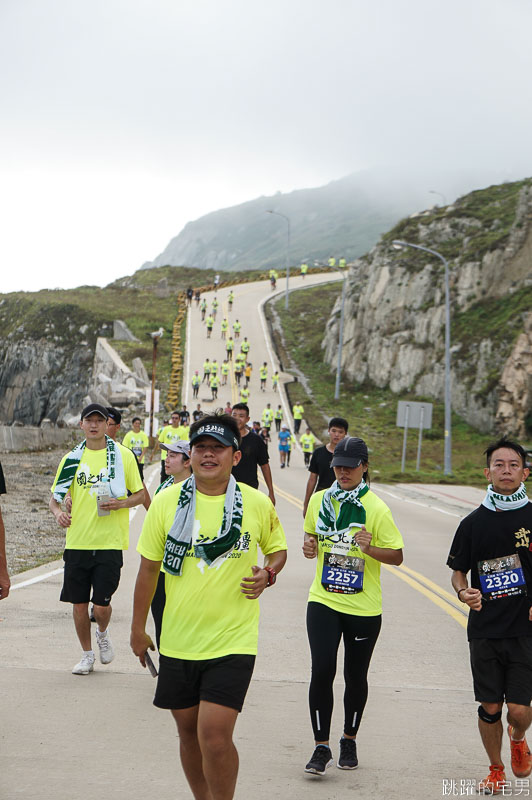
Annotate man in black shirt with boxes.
[231,403,275,506]
[302,417,348,517]
[447,437,532,793]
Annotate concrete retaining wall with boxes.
[0,425,76,453]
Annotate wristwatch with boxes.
[264,567,276,587]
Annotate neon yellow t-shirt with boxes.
[293,404,304,419]
[137,482,287,659]
[241,341,250,353]
[159,425,186,461]
[122,430,149,464]
[300,433,316,453]
[240,387,250,401]
[233,322,241,332]
[51,444,143,550]
[304,489,404,616]
[221,363,230,375]
[262,408,273,424]
[259,367,268,380]
[210,361,219,375]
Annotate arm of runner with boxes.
[49,495,72,528]
[130,555,160,666]
[354,525,403,565]
[260,462,276,506]
[100,489,145,511]
[451,569,482,611]
[65,492,72,513]
[240,549,287,599]
[302,473,318,517]
[302,532,318,559]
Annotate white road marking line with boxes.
[11,567,64,590]
[375,486,462,518]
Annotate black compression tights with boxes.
[306,601,381,741]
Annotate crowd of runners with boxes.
[2,278,531,800]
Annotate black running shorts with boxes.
[60,549,123,606]
[154,653,256,712]
[469,637,532,706]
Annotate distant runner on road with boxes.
[300,427,316,467]
[293,402,304,434]
[302,436,403,776]
[447,437,532,794]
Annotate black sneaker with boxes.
[337,737,358,769]
[304,745,333,775]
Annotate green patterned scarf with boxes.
[315,479,369,535]
[163,475,243,576]
[155,476,174,495]
[52,435,125,502]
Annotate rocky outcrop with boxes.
[322,180,532,436]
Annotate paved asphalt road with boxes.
[1,274,498,799]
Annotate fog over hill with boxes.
[144,165,523,271]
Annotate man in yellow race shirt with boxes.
[272,370,280,391]
[233,319,241,339]
[293,402,305,434]
[300,427,316,467]
[192,371,201,398]
[202,358,211,384]
[274,404,283,432]
[221,359,230,386]
[240,337,250,357]
[131,415,287,800]
[159,411,187,483]
[49,403,144,675]
[261,403,274,433]
[221,318,229,339]
[228,290,234,310]
[205,314,214,338]
[210,372,219,400]
[122,417,149,478]
[210,359,219,377]
[259,362,268,392]
[301,262,308,277]
[226,336,235,360]
[240,385,250,403]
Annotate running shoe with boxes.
[72,652,95,675]
[508,725,532,777]
[337,737,358,769]
[95,628,115,664]
[478,765,507,794]
[304,745,333,775]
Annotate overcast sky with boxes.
[1,0,532,292]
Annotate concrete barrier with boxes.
[0,425,76,453]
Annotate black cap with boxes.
[80,403,109,420]
[331,437,368,468]
[190,421,240,449]
[106,407,122,424]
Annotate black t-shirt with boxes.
[308,445,335,490]
[192,410,203,422]
[180,411,190,425]
[447,503,532,640]
[232,431,269,489]
[0,462,5,494]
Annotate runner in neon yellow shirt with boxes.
[274,404,283,432]
[202,359,211,383]
[131,415,287,800]
[293,402,305,434]
[192,371,201,398]
[233,319,241,339]
[221,318,229,339]
[240,386,250,402]
[226,337,234,360]
[261,403,274,432]
[159,411,187,483]
[122,417,149,469]
[259,362,268,392]
[210,373,219,400]
[272,371,279,391]
[221,360,230,386]
[210,359,219,376]
[301,262,308,277]
[300,427,316,467]
[302,436,403,775]
[205,315,214,338]
[50,403,144,676]
[228,290,234,310]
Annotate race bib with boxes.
[478,553,526,600]
[132,447,142,457]
[321,552,365,594]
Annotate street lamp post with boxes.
[392,239,452,475]
[314,260,348,400]
[429,190,447,207]
[266,210,290,310]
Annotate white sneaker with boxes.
[72,652,95,675]
[95,628,115,664]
